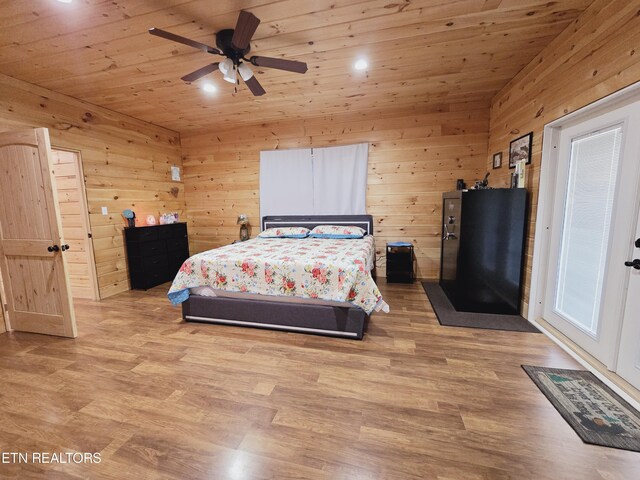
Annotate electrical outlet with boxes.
[101,206,108,215]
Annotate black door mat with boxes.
[422,282,539,333]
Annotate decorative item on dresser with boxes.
[122,209,136,228]
[124,223,189,290]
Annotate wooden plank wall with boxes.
[0,73,185,298]
[181,102,489,279]
[485,0,640,317]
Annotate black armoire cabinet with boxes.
[440,189,527,315]
[124,223,189,290]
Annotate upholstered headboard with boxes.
[261,215,374,235]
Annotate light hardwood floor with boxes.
[0,281,638,479]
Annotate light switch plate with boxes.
[101,206,108,215]
[171,165,181,181]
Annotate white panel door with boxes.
[616,212,640,389]
[543,99,640,366]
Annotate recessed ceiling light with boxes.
[202,83,217,93]
[354,59,368,71]
[57,0,73,3]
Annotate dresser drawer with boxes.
[130,267,168,290]
[158,223,187,239]
[142,254,168,273]
[127,239,166,257]
[166,236,188,252]
[167,256,186,279]
[146,269,169,289]
[125,227,158,242]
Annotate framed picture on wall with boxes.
[509,132,533,168]
[492,152,502,169]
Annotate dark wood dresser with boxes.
[124,223,189,290]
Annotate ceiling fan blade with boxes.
[149,28,221,55]
[243,75,266,96]
[231,10,260,50]
[181,63,220,83]
[250,56,308,74]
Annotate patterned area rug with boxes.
[523,366,640,452]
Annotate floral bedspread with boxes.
[167,236,389,314]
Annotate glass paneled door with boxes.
[544,98,640,369]
[553,126,622,335]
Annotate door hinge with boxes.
[88,233,92,238]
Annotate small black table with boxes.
[386,242,414,283]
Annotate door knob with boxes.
[47,245,60,252]
[636,238,640,248]
[624,259,640,270]
[61,244,70,251]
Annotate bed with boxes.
[168,215,387,339]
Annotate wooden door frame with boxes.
[0,273,7,333]
[51,146,100,301]
[528,80,640,410]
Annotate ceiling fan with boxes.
[149,10,308,96]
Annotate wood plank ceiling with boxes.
[0,0,595,132]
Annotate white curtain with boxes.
[312,143,368,215]
[259,143,368,220]
[259,148,314,218]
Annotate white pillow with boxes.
[309,225,366,239]
[258,227,310,238]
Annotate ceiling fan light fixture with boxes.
[223,66,237,84]
[150,10,308,97]
[238,63,254,81]
[219,58,233,75]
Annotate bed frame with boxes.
[182,214,375,339]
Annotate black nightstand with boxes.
[386,242,414,283]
